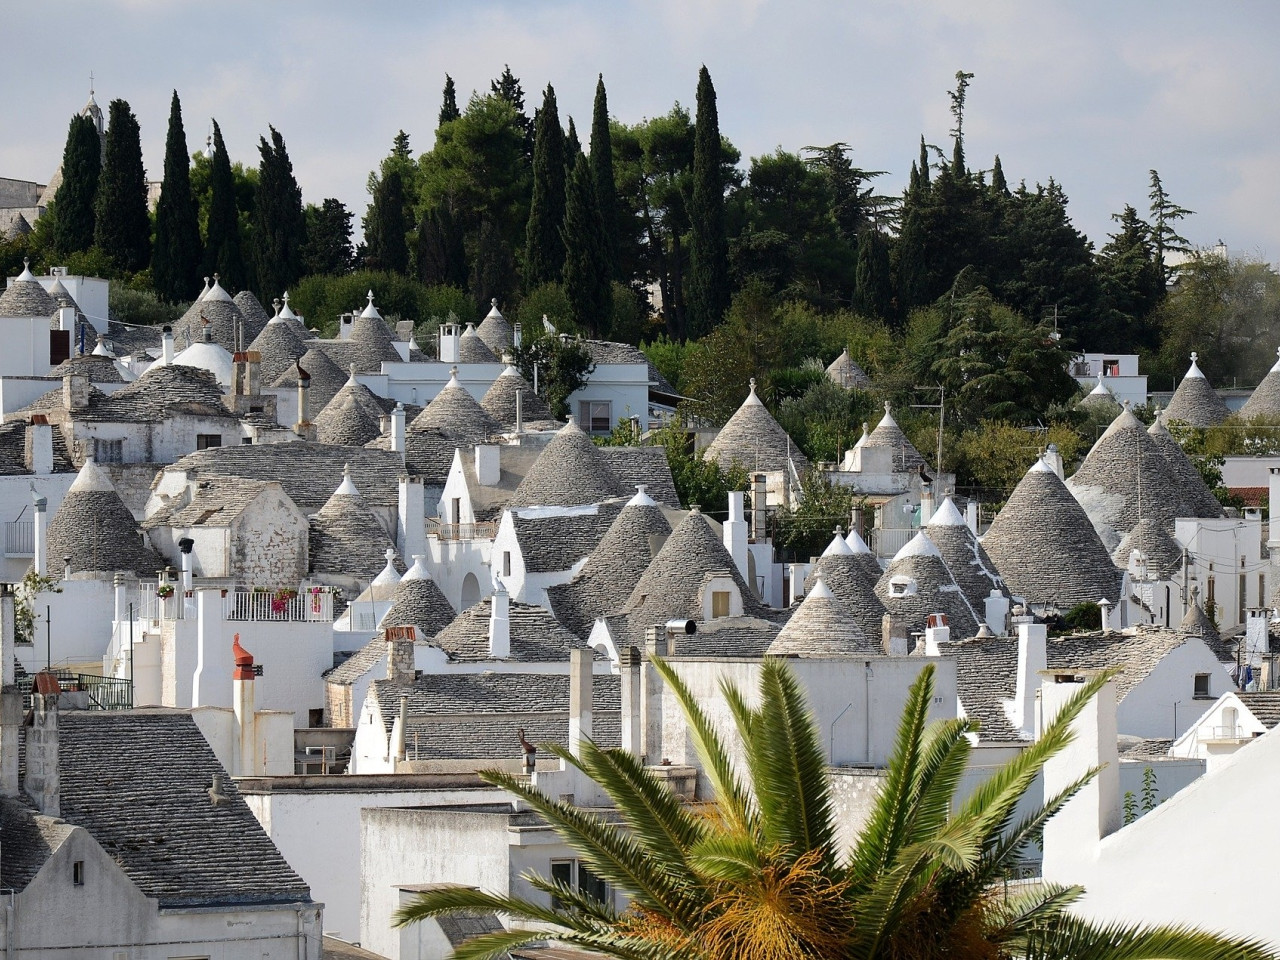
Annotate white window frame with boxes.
[578,399,612,435]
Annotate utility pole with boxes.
[911,383,945,476]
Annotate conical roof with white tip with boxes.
[380,555,456,638]
[703,379,809,475]
[1145,415,1224,519]
[1163,353,1231,426]
[481,364,555,428]
[475,298,515,354]
[174,276,247,352]
[1240,347,1280,419]
[458,322,499,363]
[47,459,164,577]
[875,531,980,637]
[314,371,386,446]
[308,465,402,580]
[825,348,872,390]
[768,578,878,657]
[410,369,501,442]
[805,527,887,642]
[926,497,1009,613]
[509,418,624,508]
[862,401,927,471]
[0,261,58,318]
[247,308,307,383]
[1078,372,1121,413]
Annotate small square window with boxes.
[196,434,222,451]
[711,590,730,619]
[93,438,123,464]
[578,400,612,435]
[73,860,84,886]
[550,859,573,909]
[1194,673,1211,698]
[503,551,512,578]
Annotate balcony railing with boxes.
[224,589,333,622]
[869,526,916,560]
[429,519,497,542]
[19,669,132,711]
[4,521,33,558]
[1201,725,1249,741]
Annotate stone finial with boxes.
[748,377,757,394]
[1191,351,1198,363]
[450,365,459,378]
[367,290,375,305]
[282,292,291,305]
[884,400,892,414]
[213,273,220,283]
[492,298,498,307]
[348,363,358,381]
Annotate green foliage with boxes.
[468,219,517,313]
[1123,790,1137,825]
[775,471,858,560]
[1149,169,1194,283]
[590,74,620,281]
[511,335,595,420]
[686,66,731,337]
[363,166,410,274]
[562,154,613,337]
[607,281,655,345]
[301,199,354,276]
[525,84,567,287]
[640,334,686,394]
[52,114,100,258]
[1055,601,1102,635]
[109,286,185,327]
[950,420,1084,491]
[1141,765,1159,813]
[1096,204,1165,353]
[15,569,61,646]
[420,284,474,329]
[515,282,571,334]
[414,203,466,288]
[647,422,746,517]
[777,378,876,464]
[153,91,203,302]
[94,99,150,273]
[289,270,432,337]
[438,74,461,127]
[854,228,893,319]
[252,127,306,300]
[202,120,249,291]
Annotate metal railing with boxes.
[4,521,33,558]
[138,583,184,621]
[18,670,132,711]
[869,526,916,559]
[429,520,497,542]
[1201,725,1248,741]
[224,590,333,622]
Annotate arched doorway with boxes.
[460,572,480,610]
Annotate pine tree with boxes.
[439,75,461,127]
[524,84,567,287]
[153,90,203,302]
[563,154,612,338]
[1098,204,1165,352]
[854,229,893,319]
[93,99,150,273]
[416,203,467,288]
[947,70,975,174]
[52,114,100,258]
[300,198,354,276]
[686,65,730,338]
[1148,169,1194,283]
[203,120,247,290]
[470,219,516,311]
[490,65,533,160]
[590,74,620,281]
[252,126,306,299]
[363,168,409,274]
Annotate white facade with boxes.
[38,270,109,332]
[1174,516,1264,633]
[1071,352,1148,408]
[1169,691,1270,771]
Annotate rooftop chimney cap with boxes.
[178,537,194,553]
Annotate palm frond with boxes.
[982,881,1083,943]
[1019,914,1279,960]
[392,883,575,932]
[689,830,768,884]
[903,717,975,849]
[439,928,556,960]
[524,872,624,924]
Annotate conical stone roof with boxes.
[825,348,872,390]
[46,276,84,323]
[2,214,31,242]
[861,401,926,471]
[703,379,809,474]
[1239,348,1280,420]
[345,293,403,370]
[1077,373,1121,414]
[174,278,246,352]
[232,290,271,342]
[315,372,387,447]
[804,530,886,643]
[49,352,125,383]
[475,299,515,355]
[982,457,1121,608]
[768,578,878,657]
[277,294,316,340]
[547,486,673,638]
[380,556,456,638]
[509,419,624,508]
[926,497,1009,615]
[1163,353,1230,426]
[875,532,980,637]
[247,314,307,384]
[273,347,348,411]
[458,323,499,363]
[1146,416,1224,519]
[410,370,500,442]
[47,459,163,577]
[1178,595,1220,645]
[1113,518,1183,580]
[0,262,57,318]
[481,365,555,428]
[308,466,402,580]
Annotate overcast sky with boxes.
[5,1,1279,261]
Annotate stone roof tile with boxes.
[703,379,808,475]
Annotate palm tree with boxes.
[394,658,1275,960]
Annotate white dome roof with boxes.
[172,340,234,389]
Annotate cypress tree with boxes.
[203,120,247,290]
[524,84,566,287]
[562,154,611,338]
[252,126,306,299]
[470,219,516,312]
[439,75,461,127]
[52,114,101,258]
[590,74,620,281]
[564,117,582,170]
[153,91,203,302]
[362,168,410,274]
[686,66,730,337]
[416,203,467,288]
[854,229,893,320]
[300,198,354,276]
[93,99,150,273]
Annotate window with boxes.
[549,859,610,909]
[72,860,84,886]
[1194,673,1211,698]
[195,434,222,451]
[1206,576,1216,610]
[711,590,730,619]
[92,438,123,464]
[578,400,612,435]
[550,860,573,908]
[503,551,512,578]
[1239,573,1247,623]
[1103,358,1120,377]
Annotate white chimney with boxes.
[984,590,1010,636]
[390,402,406,455]
[923,613,950,655]
[965,500,979,535]
[390,695,408,764]
[515,389,523,433]
[32,490,47,577]
[724,491,749,583]
[439,323,461,363]
[27,417,53,476]
[919,485,935,525]
[179,538,194,592]
[474,445,501,486]
[489,585,510,659]
[569,647,592,756]
[161,326,175,365]
[1043,443,1065,480]
[232,634,258,776]
[1012,621,1047,737]
[397,475,426,562]
[1099,597,1114,632]
[513,322,522,349]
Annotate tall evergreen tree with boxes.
[252,126,306,299]
[947,70,975,174]
[470,218,516,311]
[203,120,247,289]
[854,229,893,319]
[93,99,150,273]
[300,198,354,276]
[438,74,461,127]
[564,117,582,169]
[52,114,101,259]
[490,65,534,160]
[153,90,203,302]
[1148,169,1194,283]
[362,168,410,274]
[686,65,730,337]
[524,84,567,287]
[1098,204,1165,352]
[416,203,467,288]
[590,74,620,281]
[563,154,612,338]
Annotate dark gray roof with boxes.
[315,377,386,447]
[324,634,387,686]
[368,426,459,484]
[1118,737,1173,760]
[509,420,625,508]
[580,339,676,394]
[49,352,125,383]
[437,911,506,948]
[475,302,514,355]
[703,381,808,474]
[547,493,673,638]
[826,348,872,390]
[1240,356,1280,419]
[1236,692,1280,727]
[173,289,246,353]
[1178,601,1222,648]
[458,324,499,363]
[381,570,456,638]
[105,319,162,355]
[937,635,1023,742]
[309,477,403,580]
[48,460,164,576]
[247,318,307,384]
[666,615,782,657]
[0,418,75,475]
[1048,628,1204,701]
[1113,518,1183,579]
[1163,356,1231,427]
[1146,417,1225,519]
[56,710,311,907]
[598,446,681,508]
[0,797,75,892]
[274,347,350,412]
[480,367,554,428]
[875,533,980,638]
[768,580,877,657]
[859,402,926,471]
[432,599,586,662]
[410,376,501,442]
[513,501,622,574]
[0,270,57,318]
[347,310,404,368]
[982,458,1122,608]
[926,499,1009,616]
[142,477,275,529]
[232,290,271,341]
[76,363,234,423]
[804,546,887,644]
